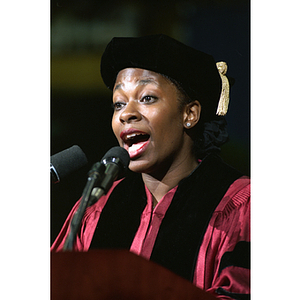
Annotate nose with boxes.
[119,101,142,124]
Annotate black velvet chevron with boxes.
[219,241,250,274]
[89,172,147,249]
[150,154,243,281]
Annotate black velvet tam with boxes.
[100,34,222,122]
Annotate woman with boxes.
[51,34,250,299]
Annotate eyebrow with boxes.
[113,78,159,92]
[138,78,159,86]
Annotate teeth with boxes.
[126,133,139,139]
[122,132,149,148]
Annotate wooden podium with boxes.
[51,249,217,300]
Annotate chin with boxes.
[128,159,154,174]
[128,161,146,174]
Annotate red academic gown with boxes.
[51,174,250,300]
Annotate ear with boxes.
[183,100,201,129]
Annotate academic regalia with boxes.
[51,154,250,299]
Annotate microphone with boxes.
[88,146,130,205]
[63,146,130,251]
[50,145,88,184]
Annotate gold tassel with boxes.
[216,61,230,116]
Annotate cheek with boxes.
[111,114,120,141]
[150,109,183,139]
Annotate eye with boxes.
[112,101,126,111]
[140,95,158,103]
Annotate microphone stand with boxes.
[63,162,105,251]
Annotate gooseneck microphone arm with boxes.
[63,147,130,251]
[63,162,105,251]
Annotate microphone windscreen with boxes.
[101,146,130,168]
[51,145,88,180]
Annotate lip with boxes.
[126,140,150,159]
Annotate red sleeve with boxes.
[194,177,250,300]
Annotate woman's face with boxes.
[111,68,192,175]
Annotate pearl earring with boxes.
[186,122,191,127]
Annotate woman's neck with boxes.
[142,156,199,205]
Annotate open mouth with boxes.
[123,132,150,147]
[121,130,150,158]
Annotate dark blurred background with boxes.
[51,0,250,244]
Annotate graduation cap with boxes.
[101,34,231,122]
